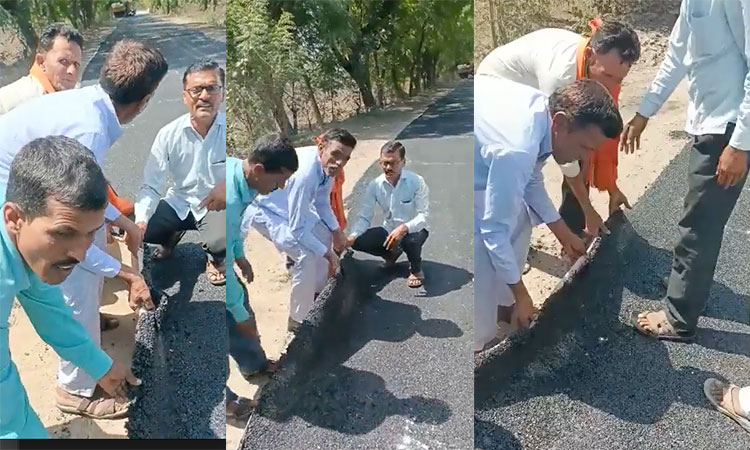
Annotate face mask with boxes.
[559,161,581,178]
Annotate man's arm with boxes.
[134,131,169,225]
[287,174,328,257]
[727,1,750,151]
[76,242,122,278]
[16,284,112,381]
[347,180,378,239]
[314,176,340,232]
[638,1,689,118]
[404,176,430,233]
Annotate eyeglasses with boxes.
[185,85,223,98]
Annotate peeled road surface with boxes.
[79,14,227,439]
[241,82,475,449]
[475,143,750,449]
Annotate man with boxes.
[0,39,167,418]
[244,128,356,331]
[346,140,430,288]
[0,136,140,438]
[135,60,228,286]
[477,19,640,236]
[623,1,750,343]
[474,76,622,352]
[0,23,83,115]
[226,134,298,422]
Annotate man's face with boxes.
[183,69,224,121]
[587,48,631,93]
[4,199,105,285]
[248,164,294,195]
[379,151,405,184]
[550,113,607,164]
[38,36,82,91]
[317,140,353,177]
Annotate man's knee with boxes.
[203,231,226,256]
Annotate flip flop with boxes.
[630,310,695,343]
[407,271,424,288]
[704,378,750,433]
[206,260,226,286]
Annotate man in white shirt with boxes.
[622,0,750,344]
[346,141,430,288]
[243,129,355,330]
[135,60,227,286]
[477,20,640,236]
[0,23,83,116]
[474,77,622,352]
[0,39,167,418]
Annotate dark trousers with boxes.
[666,123,746,333]
[352,227,429,273]
[226,283,267,403]
[144,200,226,264]
[559,179,588,236]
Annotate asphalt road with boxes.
[242,82,475,449]
[79,14,227,439]
[475,143,750,449]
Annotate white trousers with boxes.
[474,191,533,352]
[248,208,332,323]
[740,386,750,416]
[57,227,107,397]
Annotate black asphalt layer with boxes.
[79,14,227,439]
[475,142,750,450]
[241,82,474,449]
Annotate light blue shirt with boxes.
[474,75,559,285]
[639,0,750,150]
[0,85,124,279]
[348,169,430,238]
[225,157,253,322]
[253,146,339,258]
[0,187,112,434]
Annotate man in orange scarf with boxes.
[477,18,640,237]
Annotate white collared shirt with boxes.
[474,75,559,285]
[348,169,429,238]
[135,112,226,224]
[638,0,750,150]
[476,28,580,96]
[0,75,46,117]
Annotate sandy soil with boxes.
[225,86,454,449]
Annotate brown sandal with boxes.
[407,271,424,288]
[206,260,226,286]
[100,314,120,332]
[704,378,750,433]
[226,396,257,422]
[630,310,695,343]
[55,387,129,420]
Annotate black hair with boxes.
[319,128,357,149]
[549,79,623,139]
[38,22,84,52]
[183,59,225,87]
[248,133,299,173]
[99,39,168,105]
[381,140,405,159]
[590,20,641,65]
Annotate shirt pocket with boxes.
[687,5,727,59]
[209,158,226,181]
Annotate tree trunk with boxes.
[373,50,385,108]
[270,89,293,137]
[488,0,498,48]
[409,24,426,96]
[303,74,324,128]
[390,66,407,100]
[345,51,377,110]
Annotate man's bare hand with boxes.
[324,250,339,278]
[120,218,144,256]
[620,113,649,154]
[199,181,226,211]
[384,224,408,250]
[127,275,154,311]
[235,256,253,283]
[331,229,348,253]
[583,207,609,236]
[608,187,632,215]
[97,361,141,401]
[716,145,749,188]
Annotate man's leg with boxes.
[558,178,587,236]
[352,227,390,258]
[197,209,227,267]
[143,200,192,255]
[401,229,429,274]
[311,221,334,294]
[227,281,268,376]
[665,126,746,333]
[0,364,49,438]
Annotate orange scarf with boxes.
[29,62,56,94]
[575,17,620,192]
[315,135,348,229]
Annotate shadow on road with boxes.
[475,213,748,427]
[396,82,473,140]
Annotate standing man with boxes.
[474,77,622,352]
[225,135,298,421]
[624,1,750,343]
[244,128,356,331]
[477,19,640,235]
[135,60,228,286]
[0,23,83,115]
[0,136,140,438]
[0,39,167,418]
[346,141,430,288]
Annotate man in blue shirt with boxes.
[474,76,622,352]
[1,136,140,438]
[0,39,167,418]
[244,129,356,331]
[226,134,298,421]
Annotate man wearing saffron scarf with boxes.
[477,19,640,237]
[0,23,83,116]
